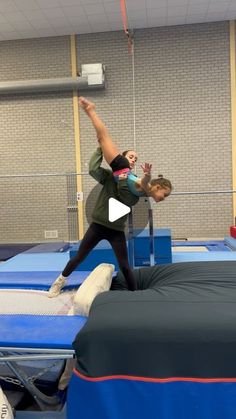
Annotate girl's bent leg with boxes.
[109,231,137,291]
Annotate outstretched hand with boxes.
[78,96,96,112]
[140,162,152,176]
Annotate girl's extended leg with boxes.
[62,224,101,276]
[48,223,102,297]
[79,97,120,165]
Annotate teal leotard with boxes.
[127,173,145,197]
[114,171,145,197]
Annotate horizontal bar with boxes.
[0,175,235,196]
[0,172,89,179]
[172,190,236,196]
[0,354,74,362]
[0,346,74,354]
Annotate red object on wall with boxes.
[230,226,236,239]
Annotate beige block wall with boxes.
[0,22,234,242]
[78,22,233,239]
[0,37,76,242]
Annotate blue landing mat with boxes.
[0,271,90,290]
[69,240,118,270]
[0,314,87,349]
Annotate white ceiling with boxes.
[0,0,235,41]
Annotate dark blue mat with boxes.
[24,242,70,253]
[0,314,87,349]
[0,242,70,262]
[0,244,38,261]
[16,410,66,419]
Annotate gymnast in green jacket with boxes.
[48,98,172,297]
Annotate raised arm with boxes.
[140,162,152,193]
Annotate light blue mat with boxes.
[0,253,70,272]
[172,251,236,263]
[224,236,236,250]
[1,249,236,278]
[0,253,92,290]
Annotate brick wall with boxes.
[77,22,232,239]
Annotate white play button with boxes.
[108,198,131,222]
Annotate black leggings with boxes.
[62,223,137,291]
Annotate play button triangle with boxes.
[108,198,131,222]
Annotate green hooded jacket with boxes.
[89,147,139,231]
